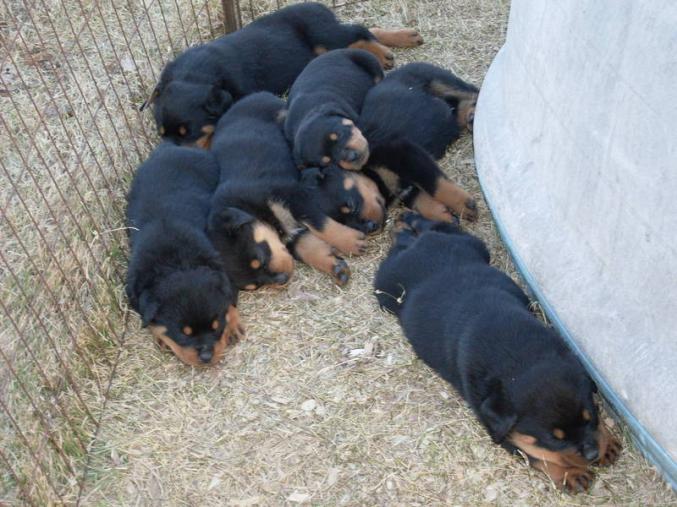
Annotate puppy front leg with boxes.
[530,458,594,494]
[289,231,351,286]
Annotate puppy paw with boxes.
[332,258,351,286]
[382,50,395,70]
[339,228,368,255]
[326,224,367,256]
[405,29,424,47]
[370,28,424,48]
[460,197,479,222]
[225,306,246,344]
[598,434,622,466]
[562,467,594,494]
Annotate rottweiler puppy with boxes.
[358,62,480,222]
[374,213,621,492]
[285,49,383,171]
[208,92,383,286]
[142,2,423,146]
[126,143,245,366]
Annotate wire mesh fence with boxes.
[1,0,374,503]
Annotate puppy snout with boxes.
[198,346,214,364]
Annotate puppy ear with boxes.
[479,378,518,443]
[138,290,160,327]
[205,86,232,116]
[209,206,254,233]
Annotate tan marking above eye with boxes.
[182,326,193,336]
[341,118,353,126]
[321,156,331,165]
[201,124,215,134]
[250,259,261,269]
[553,428,566,440]
[159,126,166,135]
[244,284,257,290]
[582,409,592,421]
[329,132,338,141]
[340,205,351,214]
[211,320,219,330]
[178,125,187,136]
[343,176,355,190]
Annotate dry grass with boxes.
[0,0,675,505]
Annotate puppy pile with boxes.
[125,2,620,493]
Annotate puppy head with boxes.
[152,81,232,146]
[141,266,234,366]
[302,166,385,233]
[294,111,370,171]
[480,360,601,466]
[208,206,294,290]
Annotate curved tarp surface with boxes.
[473,0,677,487]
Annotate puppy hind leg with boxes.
[370,141,477,221]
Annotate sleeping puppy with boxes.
[285,49,383,171]
[208,92,383,286]
[126,143,245,366]
[374,213,621,492]
[358,62,480,222]
[143,2,423,146]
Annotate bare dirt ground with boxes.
[1,0,675,505]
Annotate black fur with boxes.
[126,143,236,364]
[358,63,479,214]
[208,92,369,287]
[374,213,601,462]
[285,48,383,169]
[147,3,378,144]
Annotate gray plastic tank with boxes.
[473,0,677,487]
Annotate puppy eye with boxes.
[582,409,592,421]
[340,205,352,214]
[178,125,187,136]
[328,132,338,141]
[211,320,219,330]
[182,325,193,336]
[321,156,331,165]
[250,259,262,269]
[553,428,566,439]
[159,126,166,136]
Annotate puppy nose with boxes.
[583,443,599,462]
[364,220,379,233]
[344,150,359,162]
[273,272,290,285]
[198,348,213,364]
